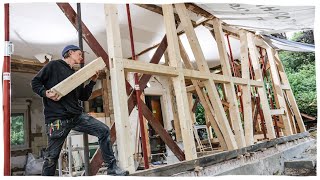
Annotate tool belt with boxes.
[46,119,65,139]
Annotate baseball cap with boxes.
[61,45,81,57]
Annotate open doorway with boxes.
[145,95,167,164]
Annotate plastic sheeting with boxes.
[262,35,315,52]
[198,3,314,34]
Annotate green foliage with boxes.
[11,114,25,146]
[195,103,206,125]
[291,30,314,44]
[278,30,316,117]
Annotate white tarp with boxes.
[197,3,315,34]
[262,35,315,52]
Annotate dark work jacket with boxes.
[31,59,96,124]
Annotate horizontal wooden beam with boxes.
[136,4,196,26]
[281,84,291,90]
[123,59,178,77]
[185,3,214,19]
[270,108,285,116]
[11,58,45,74]
[124,59,264,87]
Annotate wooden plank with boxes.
[211,18,246,148]
[178,39,228,150]
[51,57,106,99]
[274,51,306,133]
[270,108,285,116]
[165,51,183,142]
[183,69,210,80]
[102,79,110,117]
[163,4,197,160]
[267,48,293,135]
[247,32,276,140]
[175,3,237,150]
[123,59,179,77]
[239,29,254,146]
[104,4,134,173]
[281,84,291,90]
[136,4,196,26]
[187,93,196,124]
[11,58,45,74]
[249,80,264,87]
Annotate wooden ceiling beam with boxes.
[135,4,197,26]
[11,58,45,74]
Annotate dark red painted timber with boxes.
[4,3,11,176]
[57,3,133,95]
[138,36,168,90]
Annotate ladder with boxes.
[57,130,89,176]
[193,124,213,152]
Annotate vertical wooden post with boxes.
[104,4,135,173]
[165,51,183,142]
[102,79,110,117]
[175,3,237,150]
[247,33,276,139]
[211,18,246,148]
[274,51,306,133]
[163,4,197,160]
[239,30,254,146]
[178,39,228,150]
[267,48,293,135]
[187,93,196,124]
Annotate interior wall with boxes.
[11,97,47,172]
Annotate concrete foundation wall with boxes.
[173,137,315,176]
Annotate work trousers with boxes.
[42,113,115,176]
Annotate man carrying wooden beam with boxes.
[31,45,129,176]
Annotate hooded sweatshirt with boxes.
[31,59,96,124]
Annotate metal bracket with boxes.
[4,41,14,56]
[134,84,140,91]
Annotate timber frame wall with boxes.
[103,3,306,173]
[11,3,307,175]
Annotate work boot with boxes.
[107,161,129,176]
